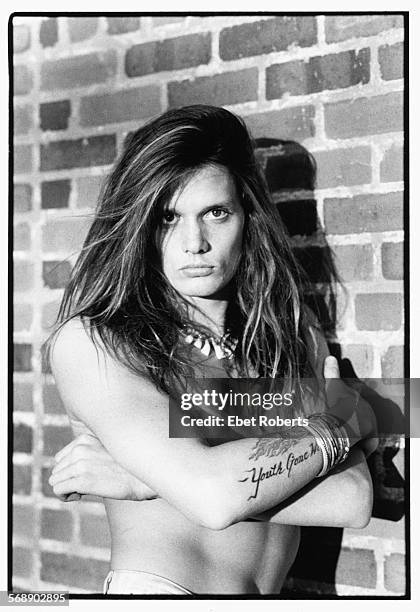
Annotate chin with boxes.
[176,277,228,299]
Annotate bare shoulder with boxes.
[50,318,162,423]
[51,317,140,380]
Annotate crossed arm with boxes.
[49,318,374,530]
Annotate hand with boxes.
[48,433,158,502]
[323,356,378,456]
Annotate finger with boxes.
[362,437,379,457]
[54,437,82,463]
[49,461,87,486]
[52,446,100,476]
[52,476,88,497]
[59,492,82,502]
[323,355,340,379]
[54,433,100,463]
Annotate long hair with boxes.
[45,105,316,398]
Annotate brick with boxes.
[324,92,403,139]
[14,261,34,292]
[80,86,161,126]
[107,17,140,34]
[245,106,315,142]
[43,425,73,456]
[14,303,33,332]
[379,42,404,81]
[13,547,33,578]
[14,464,32,495]
[41,552,109,590]
[152,17,185,26]
[14,65,33,96]
[41,508,73,541]
[41,50,117,91]
[14,183,32,213]
[333,244,374,281]
[42,301,60,330]
[266,60,307,98]
[80,513,111,548]
[355,293,402,331]
[40,100,71,131]
[14,423,33,453]
[311,48,370,92]
[382,242,403,280]
[42,218,91,252]
[219,17,317,61]
[13,504,35,540]
[380,144,403,183]
[14,24,31,53]
[126,33,211,77]
[335,547,376,588]
[14,144,32,174]
[324,192,403,234]
[41,467,54,497]
[43,383,65,414]
[76,175,103,208]
[384,553,406,593]
[43,260,72,289]
[39,18,58,48]
[14,105,33,135]
[266,49,370,99]
[381,345,404,378]
[325,15,404,43]
[168,68,258,108]
[340,344,374,377]
[14,343,32,372]
[41,180,71,209]
[315,146,371,189]
[40,135,116,171]
[14,222,31,250]
[14,382,33,412]
[68,17,98,42]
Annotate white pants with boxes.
[103,569,193,595]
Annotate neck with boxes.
[184,296,229,337]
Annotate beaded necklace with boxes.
[180,325,238,360]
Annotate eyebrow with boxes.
[166,199,239,212]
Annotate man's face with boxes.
[159,165,245,300]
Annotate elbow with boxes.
[188,477,236,531]
[346,472,374,529]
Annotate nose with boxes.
[181,219,209,254]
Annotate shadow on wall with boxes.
[255,137,405,595]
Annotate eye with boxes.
[162,210,177,225]
[204,207,230,220]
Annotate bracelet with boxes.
[305,413,351,477]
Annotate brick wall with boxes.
[13,14,405,595]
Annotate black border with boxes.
[9,10,410,601]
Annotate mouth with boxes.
[180,265,215,277]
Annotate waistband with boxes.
[103,569,193,595]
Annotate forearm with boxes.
[204,429,326,528]
[248,447,373,528]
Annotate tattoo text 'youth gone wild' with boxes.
[239,437,318,501]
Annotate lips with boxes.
[180,265,214,277]
[180,265,214,270]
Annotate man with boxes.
[46,106,376,595]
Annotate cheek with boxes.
[160,232,178,273]
[218,225,244,270]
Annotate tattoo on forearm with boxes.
[239,440,318,501]
[248,431,307,461]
